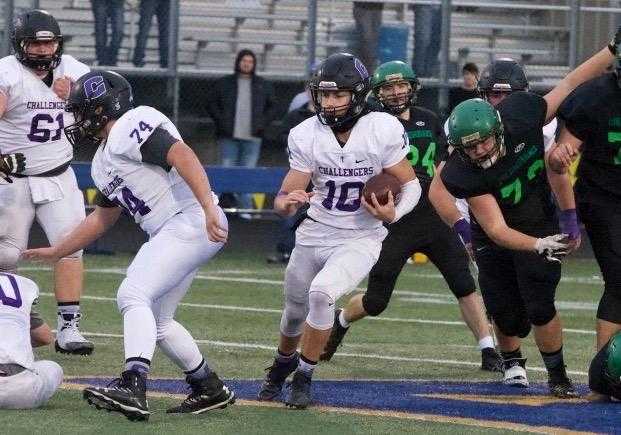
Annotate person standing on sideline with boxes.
[207,49,276,219]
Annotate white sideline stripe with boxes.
[38,291,596,336]
[70,330,589,377]
[26,265,602,310]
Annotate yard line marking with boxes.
[26,265,602,310]
[38,291,596,335]
[66,330,589,377]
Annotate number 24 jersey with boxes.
[288,111,408,232]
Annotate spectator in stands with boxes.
[411,4,442,77]
[133,0,170,68]
[352,2,383,74]
[91,0,125,66]
[207,49,276,219]
[267,90,316,264]
[448,62,480,114]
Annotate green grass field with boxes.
[0,250,604,434]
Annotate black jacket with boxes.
[207,73,276,139]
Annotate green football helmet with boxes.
[447,98,505,169]
[371,61,420,114]
[606,331,621,384]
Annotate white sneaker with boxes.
[503,358,529,387]
[56,313,94,355]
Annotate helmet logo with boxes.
[385,73,404,82]
[461,132,481,145]
[492,83,512,91]
[83,75,106,99]
[34,30,55,40]
[354,58,368,79]
[318,81,337,89]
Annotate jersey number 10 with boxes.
[322,180,364,212]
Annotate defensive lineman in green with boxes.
[321,61,503,373]
[430,30,621,397]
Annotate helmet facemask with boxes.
[454,124,506,169]
[310,80,367,133]
[18,36,63,71]
[376,79,418,115]
[64,100,107,149]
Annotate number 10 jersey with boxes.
[288,111,408,237]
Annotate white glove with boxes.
[534,234,569,263]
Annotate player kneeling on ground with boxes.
[257,53,421,409]
[23,71,234,421]
[0,273,63,409]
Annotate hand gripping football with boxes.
[362,173,401,206]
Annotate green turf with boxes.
[11,251,603,433]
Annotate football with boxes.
[362,173,401,206]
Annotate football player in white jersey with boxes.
[257,53,421,409]
[23,71,235,421]
[0,9,93,355]
[0,272,63,409]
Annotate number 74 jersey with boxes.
[288,111,408,231]
[91,106,208,236]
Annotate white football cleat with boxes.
[56,313,94,355]
[503,358,529,388]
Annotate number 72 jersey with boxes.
[288,111,408,231]
[91,106,205,236]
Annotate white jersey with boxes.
[0,273,38,368]
[0,55,90,175]
[92,106,217,236]
[288,111,408,232]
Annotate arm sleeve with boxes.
[94,190,118,208]
[139,126,178,171]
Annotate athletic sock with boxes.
[57,301,80,323]
[185,358,211,381]
[540,346,566,375]
[125,357,150,378]
[297,354,317,376]
[338,310,350,329]
[276,349,297,363]
[501,348,523,361]
[478,336,495,351]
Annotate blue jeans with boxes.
[413,5,442,77]
[219,137,262,210]
[133,0,170,67]
[91,0,125,66]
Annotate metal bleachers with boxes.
[12,0,573,83]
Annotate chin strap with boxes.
[390,178,422,224]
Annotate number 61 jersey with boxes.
[288,111,408,232]
[91,106,215,236]
[0,55,90,175]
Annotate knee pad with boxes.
[598,287,621,324]
[116,279,151,314]
[306,290,335,330]
[527,302,557,327]
[362,293,389,317]
[0,241,20,273]
[280,297,308,337]
[493,312,532,338]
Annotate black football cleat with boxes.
[83,370,149,421]
[257,352,299,401]
[481,347,504,373]
[167,372,235,414]
[285,370,312,409]
[319,309,349,361]
[548,368,580,399]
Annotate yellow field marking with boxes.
[61,381,596,435]
[415,393,587,407]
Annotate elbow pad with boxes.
[391,178,422,224]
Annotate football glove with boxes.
[0,152,26,175]
[534,234,569,263]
